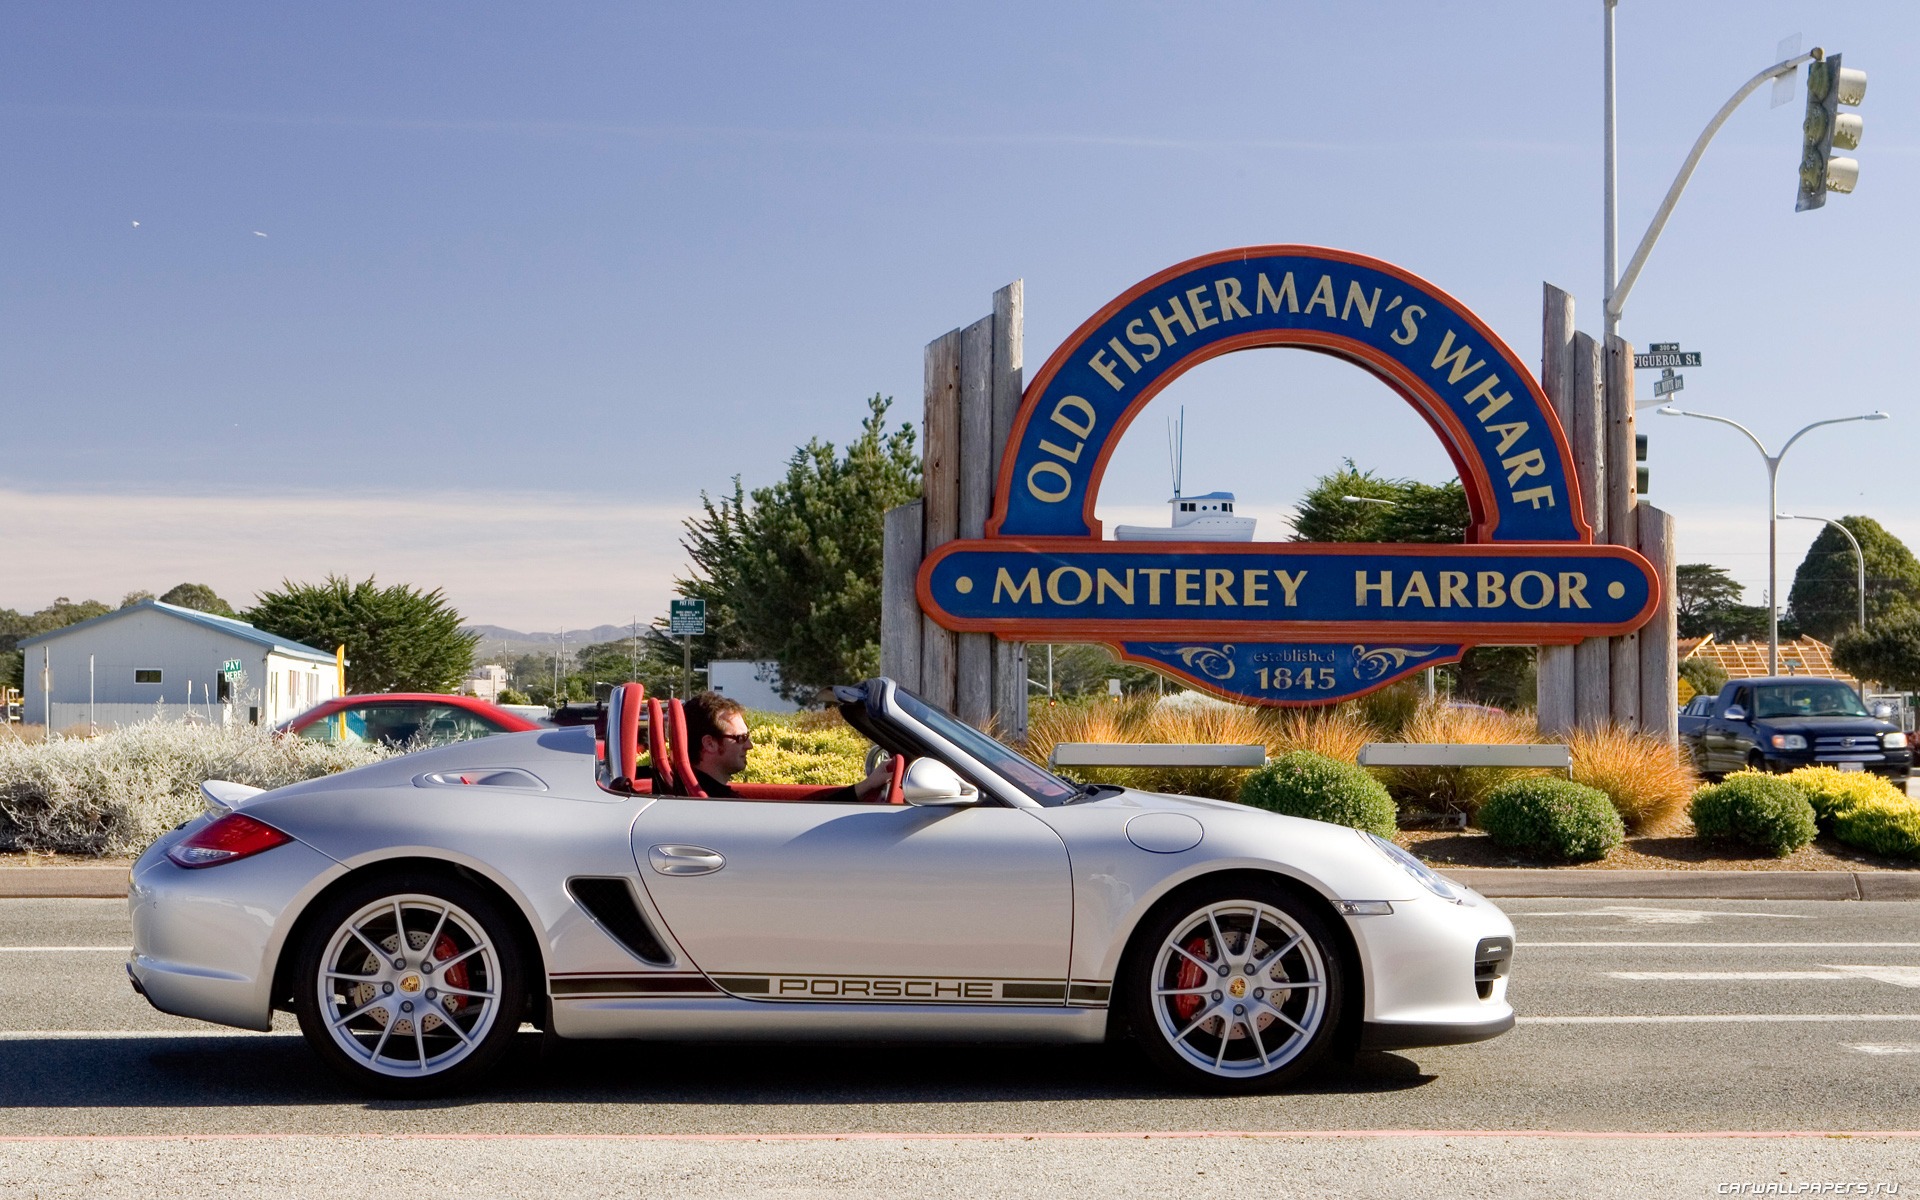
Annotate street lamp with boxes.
[1657,405,1888,672]
[1778,513,1867,635]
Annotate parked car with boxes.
[1681,677,1911,783]
[130,677,1514,1097]
[1677,692,1718,761]
[277,694,544,748]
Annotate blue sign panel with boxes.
[921,544,1655,641]
[1118,642,1464,705]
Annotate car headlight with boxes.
[1884,732,1908,749]
[1363,831,1471,904]
[1769,734,1808,751]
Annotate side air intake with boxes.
[565,877,674,966]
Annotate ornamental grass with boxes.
[1565,723,1698,834]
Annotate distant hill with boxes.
[464,624,645,661]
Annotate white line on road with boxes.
[1524,942,1920,948]
[1512,906,1814,924]
[0,946,128,953]
[1609,966,1920,987]
[1521,1014,1920,1025]
[1848,1043,1920,1055]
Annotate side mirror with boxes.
[1723,705,1747,722]
[1874,703,1894,719]
[900,758,979,807]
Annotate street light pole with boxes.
[1657,406,1887,672]
[1601,5,1816,340]
[1778,513,1867,634]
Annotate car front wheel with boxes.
[1121,878,1344,1092]
[292,873,525,1096]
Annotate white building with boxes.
[462,664,509,701]
[18,599,340,731]
[706,660,797,713]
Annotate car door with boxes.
[631,796,1075,1003]
[1707,687,1750,772]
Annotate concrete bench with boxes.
[1357,742,1572,775]
[1047,743,1269,769]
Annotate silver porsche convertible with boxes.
[128,678,1514,1096]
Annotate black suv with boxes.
[1689,677,1911,783]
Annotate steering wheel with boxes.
[863,744,887,775]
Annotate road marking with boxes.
[0,1129,1916,1143]
[1608,966,1920,987]
[1525,942,1920,948]
[0,946,128,953]
[1849,1043,1920,1055]
[1513,906,1813,925]
[1521,1014,1920,1025]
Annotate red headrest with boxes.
[668,699,705,798]
[610,682,644,790]
[646,697,673,795]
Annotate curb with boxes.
[1448,868,1920,901]
[0,864,1915,902]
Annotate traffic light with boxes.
[1635,433,1649,496]
[1796,51,1867,212]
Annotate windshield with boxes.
[890,686,1082,805]
[1752,683,1869,719]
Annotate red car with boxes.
[278,694,545,747]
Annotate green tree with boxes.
[120,590,155,607]
[676,394,921,700]
[246,576,475,693]
[1677,657,1729,699]
[1290,461,1468,544]
[1036,644,1167,699]
[1673,563,1774,642]
[1787,516,1920,643]
[159,582,237,617]
[1834,613,1920,691]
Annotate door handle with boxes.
[648,844,726,876]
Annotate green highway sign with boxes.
[669,598,707,637]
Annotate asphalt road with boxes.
[1,896,1917,1196]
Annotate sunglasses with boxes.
[718,731,753,746]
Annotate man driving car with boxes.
[683,691,894,802]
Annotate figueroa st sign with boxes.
[915,246,1662,705]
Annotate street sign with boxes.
[669,599,707,637]
[1653,371,1684,398]
[1633,350,1702,369]
[1647,342,1680,352]
[220,659,243,680]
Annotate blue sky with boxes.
[4,2,1916,630]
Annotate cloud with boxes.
[0,487,696,630]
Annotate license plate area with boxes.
[1837,762,1865,772]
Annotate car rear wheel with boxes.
[293,873,525,1097]
[1121,878,1344,1092]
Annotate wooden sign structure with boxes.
[882,258,1679,745]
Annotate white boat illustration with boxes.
[1111,408,1256,542]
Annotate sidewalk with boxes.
[1,863,1914,901]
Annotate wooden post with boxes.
[1571,330,1610,728]
[955,316,995,727]
[1536,284,1578,736]
[1638,503,1679,745]
[1606,336,1640,728]
[919,329,961,710]
[880,501,924,692]
[989,282,1028,742]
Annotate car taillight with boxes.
[166,813,293,869]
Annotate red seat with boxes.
[646,697,674,795]
[611,683,644,791]
[667,699,705,798]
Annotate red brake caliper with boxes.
[435,935,469,1014]
[1170,935,1211,1021]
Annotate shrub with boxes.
[1376,702,1552,818]
[0,720,392,857]
[1783,765,1905,823]
[1689,772,1818,857]
[1677,658,1728,701]
[1476,777,1624,862]
[1567,723,1698,834]
[1238,751,1397,838]
[733,709,870,786]
[1830,797,1920,859]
